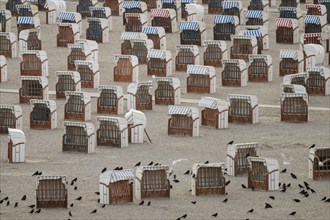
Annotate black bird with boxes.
[212,212,218,217]
[241,184,247,189]
[6,201,10,206]
[28,205,35,209]
[222,198,228,203]
[245,153,250,158]
[75,196,82,201]
[192,174,196,178]
[97,199,100,203]
[184,170,190,175]
[265,203,272,209]
[29,209,34,214]
[279,182,281,187]
[90,209,97,214]
[181,214,187,218]
[287,183,291,188]
[280,168,287,173]
[14,202,18,207]
[70,203,74,207]
[113,167,119,170]
[69,211,72,217]
[154,163,159,166]
[38,172,42,176]
[173,179,180,183]
[225,180,230,186]
[173,175,176,180]
[101,204,106,208]
[191,201,196,205]
[227,141,234,145]
[324,198,330,203]
[32,171,39,176]
[304,193,309,198]
[310,188,316,193]
[35,209,41,213]
[101,168,107,173]
[147,201,151,206]
[204,161,209,164]
[170,185,173,189]
[0,199,3,204]
[298,184,304,189]
[280,188,286,193]
[289,211,296,216]
[135,162,141,167]
[293,199,300,203]
[321,196,326,201]
[3,197,8,201]
[269,196,275,200]
[247,209,254,213]
[70,181,74,186]
[303,181,310,188]
[72,178,77,182]
[74,186,77,190]
[95,192,100,195]
[290,173,297,179]
[139,200,144,206]
[21,195,26,201]
[118,167,123,170]
[148,161,153,166]
[309,144,315,149]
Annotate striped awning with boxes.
[147,49,166,59]
[90,7,106,13]
[306,4,321,10]
[279,7,297,12]
[280,50,298,59]
[304,33,321,40]
[187,65,210,75]
[18,17,34,24]
[109,170,134,183]
[246,10,263,19]
[122,1,141,9]
[214,15,235,24]
[120,32,141,40]
[179,21,199,31]
[275,18,292,27]
[142,26,158,35]
[58,12,75,21]
[222,1,240,9]
[304,15,321,25]
[168,105,192,116]
[181,0,194,3]
[16,4,31,10]
[199,97,218,109]
[150,9,169,18]
[243,30,262,37]
[161,0,176,3]
[319,0,330,3]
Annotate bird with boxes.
[204,161,209,164]
[90,209,97,214]
[289,211,296,216]
[293,199,300,203]
[29,209,34,214]
[21,195,26,201]
[222,198,228,203]
[310,188,316,193]
[192,174,196,178]
[6,201,10,206]
[32,171,39,176]
[280,168,287,173]
[0,199,3,204]
[279,182,281,187]
[225,180,230,186]
[298,184,303,190]
[28,205,35,209]
[269,196,275,200]
[69,211,72,217]
[304,193,309,198]
[169,159,189,176]
[191,201,196,205]
[324,198,330,203]
[38,172,42,175]
[134,162,141,167]
[101,204,106,208]
[184,170,190,175]
[74,186,77,190]
[97,199,100,203]
[148,161,153,166]
[211,212,218,217]
[3,196,8,200]
[118,167,123,170]
[227,141,234,145]
[280,188,286,193]
[70,181,74,186]
[265,203,272,209]
[173,175,176,180]
[139,200,144,206]
[321,196,327,201]
[290,173,297,179]
[14,202,18,207]
[72,178,77,182]
[245,153,250,158]
[287,183,291,188]
[154,163,159,166]
[95,192,100,195]
[173,179,180,183]
[303,181,310,188]
[147,201,151,206]
[181,214,187,218]
[70,203,74,207]
[241,184,247,189]
[101,168,107,173]
[299,190,307,195]
[35,209,41,213]
[309,144,315,149]
[247,209,254,213]
[75,196,82,201]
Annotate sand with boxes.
[0,0,329,219]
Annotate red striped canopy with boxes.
[275,18,292,27]
[150,9,170,18]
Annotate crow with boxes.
[139,200,144,206]
[148,161,153,166]
[74,186,77,190]
[293,199,300,203]
[280,168,287,173]
[29,209,34,214]
[299,189,307,195]
[70,181,74,186]
[280,188,286,193]
[173,179,180,183]
[135,162,141,167]
[309,144,315,149]
[38,172,42,176]
[173,175,176,180]
[227,141,234,145]
[184,170,190,175]
[113,167,119,170]
[101,168,107,173]
[181,214,187,218]
[6,201,10,206]
[211,212,218,217]
[287,183,291,188]
[241,184,247,189]
[247,209,254,213]
[90,209,97,214]
[28,205,35,209]
[289,211,296,216]
[21,195,26,201]
[245,153,250,158]
[95,192,100,195]
[32,171,39,176]
[147,201,151,206]
[310,188,316,193]
[290,173,297,179]
[192,174,196,178]
[118,167,123,170]
[324,198,330,203]
[279,182,281,187]
[14,202,18,207]
[35,209,41,213]
[303,181,309,188]
[154,163,160,166]
[225,180,230,186]
[298,184,304,189]
[69,211,72,217]
[75,196,82,201]
[204,161,209,164]
[70,203,74,207]
[0,199,3,204]
[101,204,106,208]
[304,193,309,198]
[321,196,326,201]
[191,201,196,205]
[98,199,100,203]
[3,197,8,201]
[222,198,228,203]
[72,178,77,182]
[269,196,275,200]
[265,203,272,209]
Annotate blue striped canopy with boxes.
[122,1,141,9]
[179,21,200,31]
[142,26,158,35]
[214,15,235,24]
[58,12,75,21]
[187,65,210,75]
[222,1,240,9]
[304,15,321,25]
[148,49,166,59]
[279,7,297,12]
[161,0,176,3]
[18,17,34,24]
[243,30,262,37]
[246,10,263,19]
[280,50,298,59]
[181,0,194,3]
